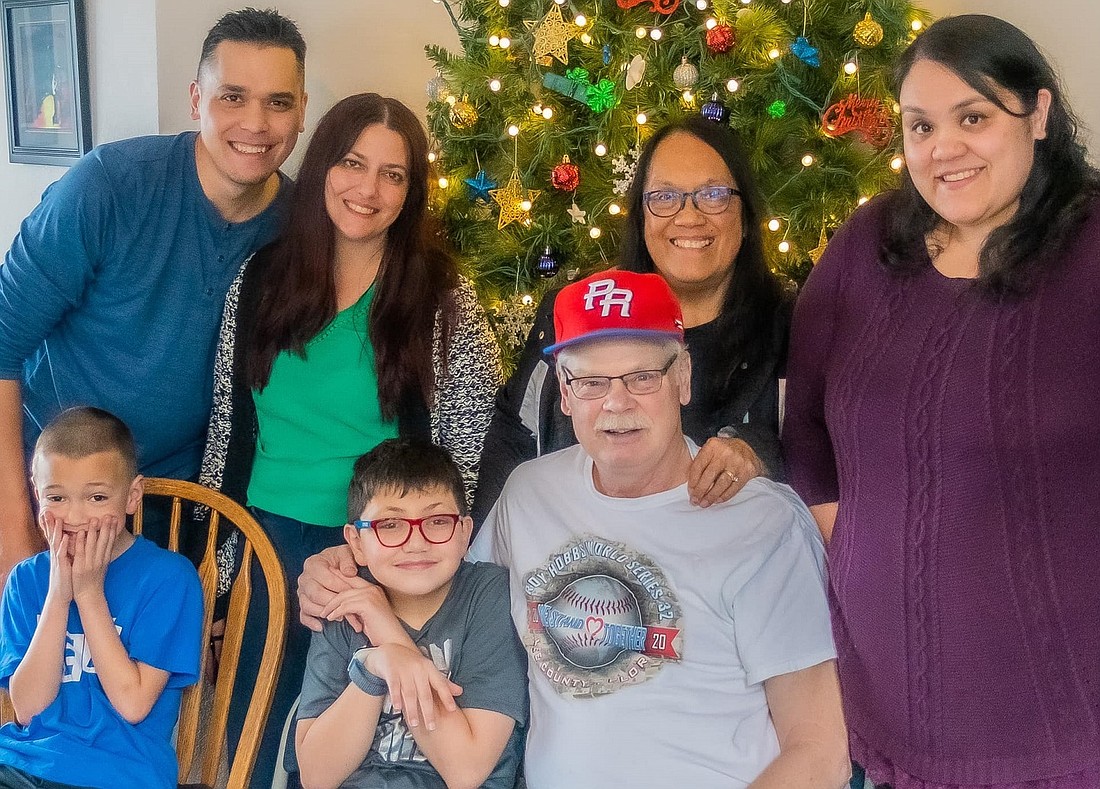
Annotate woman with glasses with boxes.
[472,115,789,523]
[784,15,1100,788]
[198,93,501,786]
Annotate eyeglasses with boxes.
[563,355,679,400]
[642,186,741,217]
[353,514,461,548]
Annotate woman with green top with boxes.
[198,93,501,786]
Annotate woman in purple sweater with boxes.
[783,15,1100,789]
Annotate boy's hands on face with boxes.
[42,510,73,605]
[321,581,405,645]
[363,643,463,732]
[70,515,121,605]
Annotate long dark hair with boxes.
[246,93,458,418]
[882,14,1100,295]
[619,116,785,407]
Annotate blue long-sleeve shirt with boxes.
[0,132,290,479]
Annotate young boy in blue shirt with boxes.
[295,438,527,789]
[0,407,204,789]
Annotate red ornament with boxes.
[616,0,681,14]
[551,156,581,192]
[706,24,736,53]
[821,95,895,149]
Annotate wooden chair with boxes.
[135,478,288,789]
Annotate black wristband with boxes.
[347,647,387,697]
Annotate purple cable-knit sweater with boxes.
[783,194,1100,788]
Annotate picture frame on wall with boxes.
[1,0,91,166]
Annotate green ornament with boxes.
[767,100,788,119]
[586,79,617,113]
[566,67,591,87]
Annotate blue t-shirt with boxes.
[0,537,204,789]
[0,132,291,479]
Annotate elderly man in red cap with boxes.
[470,270,849,789]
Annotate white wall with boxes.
[153,1,462,176]
[1,0,1095,246]
[0,0,159,246]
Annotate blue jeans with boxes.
[225,507,347,788]
[0,765,91,789]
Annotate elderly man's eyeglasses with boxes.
[563,355,678,400]
[353,514,461,548]
[642,186,741,217]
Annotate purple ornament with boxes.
[536,247,560,278]
[701,93,729,123]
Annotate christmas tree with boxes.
[425,0,932,360]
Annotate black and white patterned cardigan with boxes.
[198,250,502,595]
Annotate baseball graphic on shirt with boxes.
[542,575,642,668]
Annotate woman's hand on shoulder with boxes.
[688,436,766,507]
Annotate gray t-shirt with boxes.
[472,440,835,789]
[298,561,528,789]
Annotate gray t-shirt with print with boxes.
[298,560,528,789]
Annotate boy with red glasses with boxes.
[295,438,526,789]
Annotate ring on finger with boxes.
[724,470,740,483]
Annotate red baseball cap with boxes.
[545,270,685,356]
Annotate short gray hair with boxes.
[554,337,686,378]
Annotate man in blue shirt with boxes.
[0,8,308,582]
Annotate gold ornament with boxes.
[449,97,479,129]
[809,226,830,264]
[490,169,541,229]
[853,12,884,48]
[529,5,575,66]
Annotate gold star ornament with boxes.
[490,170,541,229]
[809,226,830,264]
[529,5,575,66]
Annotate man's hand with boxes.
[363,643,463,732]
[70,516,120,605]
[688,436,766,508]
[42,511,73,605]
[298,544,362,632]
